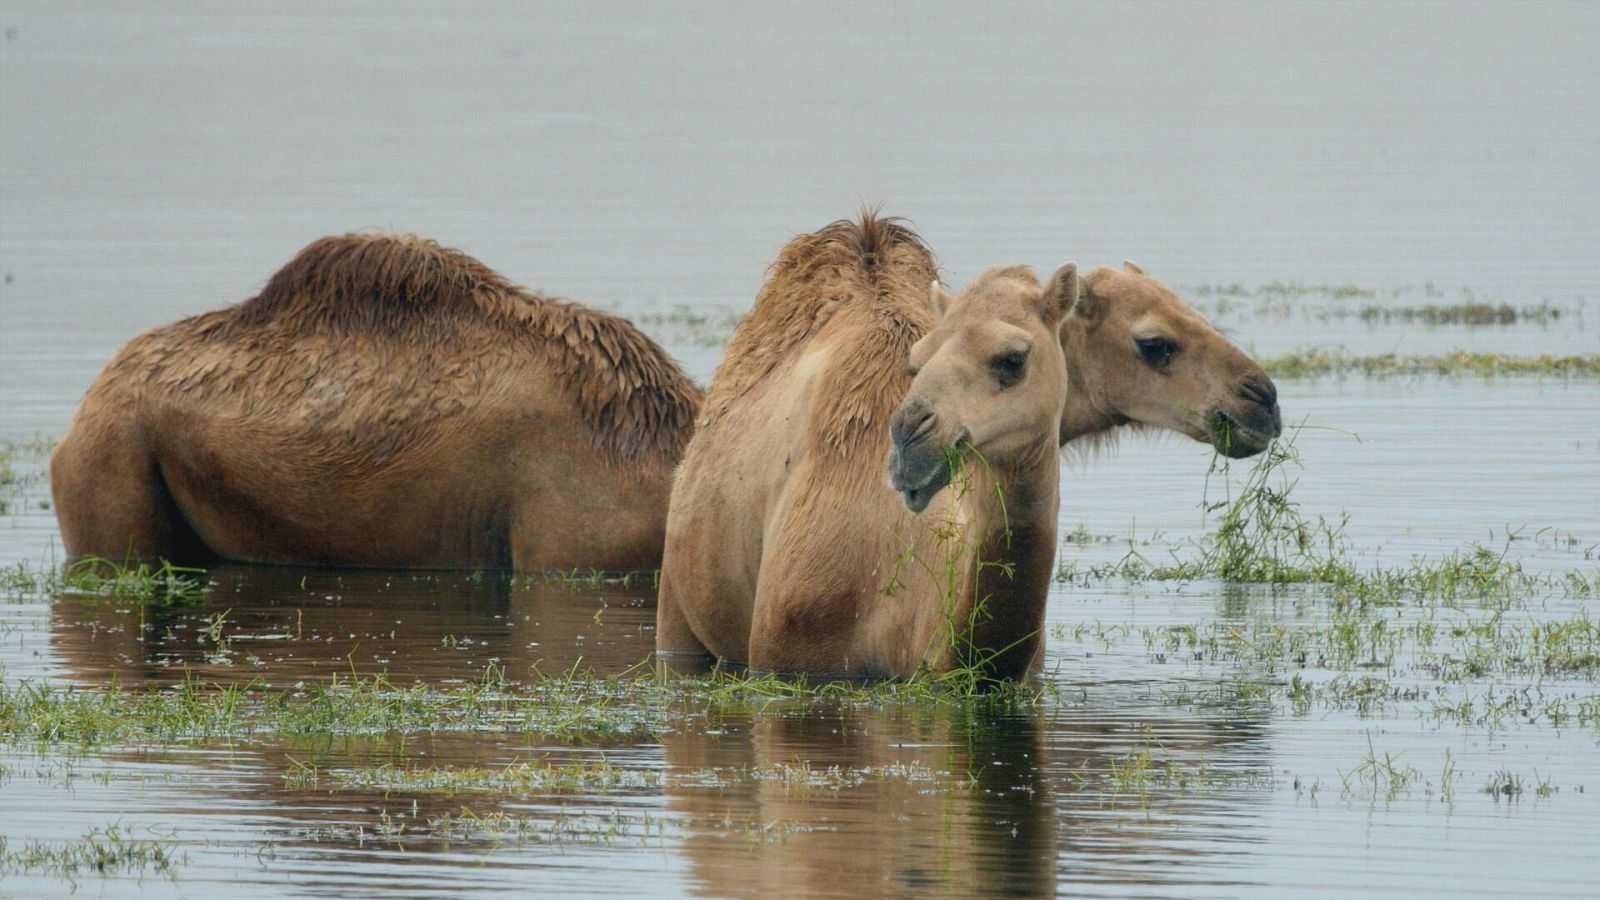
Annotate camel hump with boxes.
[700,211,936,429]
[777,210,935,282]
[233,232,511,334]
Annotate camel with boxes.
[50,233,701,571]
[657,214,1280,678]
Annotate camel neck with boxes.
[949,440,1059,678]
[1059,361,1122,443]
[1060,399,1120,443]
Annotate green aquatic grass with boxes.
[1194,280,1386,302]
[1046,430,1600,734]
[533,568,658,590]
[284,756,950,797]
[1117,607,1600,681]
[0,662,1039,750]
[0,556,208,605]
[635,286,1585,347]
[1056,428,1357,587]
[0,436,53,516]
[1055,428,1588,607]
[1189,281,1583,326]
[287,757,657,794]
[0,822,183,884]
[1356,301,1567,326]
[1261,349,1599,380]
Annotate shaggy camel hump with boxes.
[221,231,702,465]
[697,214,937,433]
[51,232,700,571]
[229,232,512,335]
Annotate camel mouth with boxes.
[897,464,952,514]
[1209,407,1281,459]
[887,428,967,514]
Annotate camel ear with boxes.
[1040,263,1079,322]
[927,280,954,317]
[1066,268,1111,320]
[1123,259,1146,275]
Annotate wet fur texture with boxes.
[657,215,1062,678]
[50,233,701,570]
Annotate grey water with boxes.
[2,2,1598,897]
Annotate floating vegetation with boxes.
[1189,282,1583,327]
[0,822,183,884]
[1194,281,1388,302]
[535,568,658,590]
[1260,349,1600,380]
[283,756,953,798]
[1044,425,1600,735]
[285,805,671,850]
[420,807,666,849]
[1356,301,1567,326]
[0,556,208,605]
[0,663,1040,750]
[1338,735,1425,801]
[633,288,1589,356]
[749,760,950,792]
[1111,607,1600,683]
[287,757,658,794]
[1056,428,1596,606]
[0,436,53,516]
[634,303,747,347]
[1083,730,1274,804]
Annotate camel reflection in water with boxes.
[46,569,1270,895]
[48,564,655,687]
[656,689,1269,897]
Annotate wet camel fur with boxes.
[657,214,1281,678]
[51,233,701,571]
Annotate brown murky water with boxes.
[3,3,1599,897]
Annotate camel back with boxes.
[700,214,938,455]
[214,233,701,465]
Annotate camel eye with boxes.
[1136,336,1177,368]
[992,349,1028,387]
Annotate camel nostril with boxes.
[892,406,937,450]
[1238,374,1278,410]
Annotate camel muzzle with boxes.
[887,404,964,513]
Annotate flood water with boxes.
[2,3,1598,897]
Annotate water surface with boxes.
[2,3,1598,898]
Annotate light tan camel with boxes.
[1058,260,1281,453]
[657,215,1280,678]
[50,233,701,571]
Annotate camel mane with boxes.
[700,213,938,454]
[225,232,701,465]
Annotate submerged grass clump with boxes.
[0,662,1039,750]
[287,757,657,794]
[1355,301,1566,326]
[1189,281,1584,327]
[0,436,53,516]
[634,302,747,347]
[283,756,951,798]
[1056,427,1589,608]
[1122,607,1600,683]
[0,822,183,884]
[1059,431,1352,587]
[0,556,208,605]
[1260,349,1599,380]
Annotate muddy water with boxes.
[3,3,1599,898]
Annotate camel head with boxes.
[887,264,1079,513]
[1059,262,1282,458]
